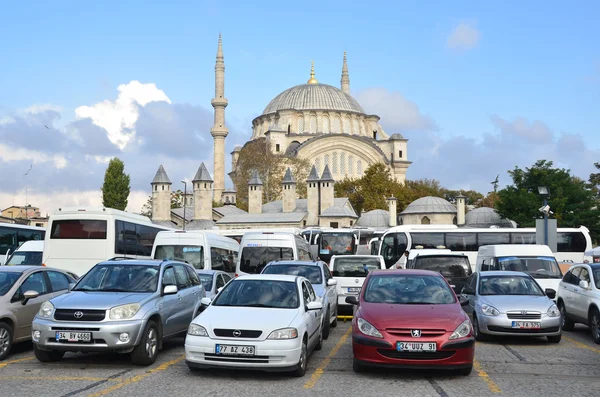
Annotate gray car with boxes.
[196,270,232,299]
[461,271,562,343]
[0,266,76,361]
[32,259,204,365]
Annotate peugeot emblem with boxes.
[411,329,421,337]
[74,311,84,319]
[232,330,242,337]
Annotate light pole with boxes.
[181,180,187,231]
[538,186,550,245]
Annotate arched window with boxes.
[421,216,431,225]
[315,158,321,174]
[332,152,338,174]
[332,116,341,133]
[343,117,351,134]
[309,115,317,134]
[324,154,330,168]
[340,152,346,174]
[323,116,330,134]
[297,116,304,133]
[353,119,359,135]
[348,155,354,175]
[357,160,363,175]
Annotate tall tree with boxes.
[101,158,130,210]
[589,162,600,197]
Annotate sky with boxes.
[1,0,599,215]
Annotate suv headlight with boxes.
[38,301,54,318]
[357,318,383,338]
[267,328,298,339]
[449,319,472,340]
[547,304,560,317]
[109,303,141,320]
[481,304,500,316]
[188,324,208,336]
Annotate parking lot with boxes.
[1,321,600,397]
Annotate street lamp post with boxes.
[538,186,550,245]
[181,180,187,231]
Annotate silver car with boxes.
[32,259,204,365]
[461,271,562,343]
[196,270,232,299]
[0,266,76,361]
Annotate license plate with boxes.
[215,344,255,356]
[347,287,361,293]
[55,331,92,342]
[397,342,436,352]
[511,321,541,329]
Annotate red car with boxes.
[346,269,474,375]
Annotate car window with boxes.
[463,274,475,293]
[323,265,332,281]
[301,282,311,305]
[579,268,590,284]
[47,271,70,292]
[19,272,48,296]
[174,265,191,289]
[306,282,317,301]
[162,267,176,286]
[185,266,201,287]
[216,274,225,289]
[566,267,582,285]
[223,274,232,283]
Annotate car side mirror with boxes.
[163,285,178,295]
[327,279,337,286]
[578,280,590,290]
[345,296,359,305]
[459,296,470,306]
[22,290,40,305]
[200,297,212,306]
[306,301,323,311]
[545,288,557,299]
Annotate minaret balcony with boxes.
[211,98,229,107]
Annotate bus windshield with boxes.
[494,256,562,279]
[240,247,294,274]
[320,233,355,255]
[154,245,205,269]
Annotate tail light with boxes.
[42,263,46,267]
[234,273,239,278]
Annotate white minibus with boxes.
[4,240,44,266]
[0,223,45,265]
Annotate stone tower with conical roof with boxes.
[282,168,297,213]
[341,52,350,94]
[320,165,335,215]
[151,165,172,222]
[306,165,320,226]
[193,163,213,221]
[248,171,263,214]
[211,34,228,203]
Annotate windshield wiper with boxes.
[97,288,129,292]
[241,304,272,307]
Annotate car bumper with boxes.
[185,335,302,371]
[32,317,145,352]
[478,315,561,337]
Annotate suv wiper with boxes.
[97,288,129,292]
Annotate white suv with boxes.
[329,255,386,309]
[556,263,600,343]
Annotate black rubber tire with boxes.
[473,316,490,342]
[315,325,323,351]
[352,358,365,373]
[589,309,600,344]
[558,301,575,331]
[291,340,308,377]
[331,304,338,328]
[457,365,473,376]
[131,320,160,366]
[33,345,64,362]
[547,334,562,343]
[0,322,13,361]
[322,309,331,340]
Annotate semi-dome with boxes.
[401,196,456,215]
[465,207,515,228]
[356,209,390,228]
[262,84,365,115]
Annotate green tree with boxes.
[101,158,130,210]
[442,189,484,207]
[589,162,600,197]
[140,189,184,218]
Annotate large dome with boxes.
[401,196,457,214]
[262,84,365,115]
[356,209,390,228]
[465,207,515,228]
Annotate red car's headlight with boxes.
[449,319,472,340]
[357,318,383,338]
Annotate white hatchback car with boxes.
[185,274,324,377]
[329,255,386,308]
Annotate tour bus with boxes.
[375,224,593,270]
[0,223,45,265]
[315,229,358,264]
[151,230,239,275]
[43,207,172,276]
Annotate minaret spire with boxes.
[307,60,318,84]
[341,51,350,94]
[211,33,229,203]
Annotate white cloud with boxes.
[23,104,63,115]
[0,144,68,169]
[0,116,15,125]
[447,21,481,51]
[75,81,171,150]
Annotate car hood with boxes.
[50,291,151,309]
[479,295,554,313]
[198,306,299,333]
[359,302,466,332]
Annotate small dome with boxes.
[233,145,242,152]
[262,84,365,115]
[401,196,456,215]
[356,209,390,228]
[389,133,404,140]
[465,207,515,228]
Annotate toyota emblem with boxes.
[74,311,84,319]
[411,329,421,337]
[232,330,242,337]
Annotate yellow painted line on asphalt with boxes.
[303,326,352,389]
[86,355,185,397]
[0,356,34,369]
[563,335,600,354]
[0,375,116,382]
[473,359,501,393]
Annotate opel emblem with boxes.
[521,311,527,315]
[233,330,242,337]
[74,311,84,319]
[411,329,421,337]
[355,279,359,283]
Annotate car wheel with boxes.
[315,325,323,351]
[352,358,365,373]
[131,320,159,366]
[0,322,13,361]
[473,316,489,342]
[331,304,338,328]
[33,345,64,362]
[457,365,473,376]
[589,309,600,344]
[558,301,574,331]
[322,309,331,340]
[547,334,562,343]
[291,339,308,377]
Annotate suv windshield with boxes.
[154,245,204,269]
[495,256,562,278]
[262,265,322,284]
[0,271,22,296]
[413,256,471,277]
[213,279,299,309]
[364,275,456,304]
[332,257,380,277]
[73,265,159,293]
[479,275,544,296]
[240,247,294,274]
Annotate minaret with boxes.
[211,34,229,203]
[151,165,171,222]
[341,51,350,94]
[192,163,213,221]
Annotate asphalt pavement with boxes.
[1,321,600,397]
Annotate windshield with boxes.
[240,247,294,274]
[413,256,471,278]
[496,256,562,278]
[0,271,22,296]
[320,233,355,255]
[364,275,456,304]
[6,251,43,266]
[73,265,159,292]
[197,273,213,292]
[212,279,299,309]
[332,258,381,277]
[154,245,204,269]
[262,265,322,284]
[479,275,544,296]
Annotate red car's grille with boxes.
[378,350,455,360]
[385,328,446,337]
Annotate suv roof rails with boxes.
[107,256,136,261]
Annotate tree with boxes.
[101,158,130,210]
[140,189,184,218]
[479,191,500,209]
[589,162,600,197]
[442,189,484,207]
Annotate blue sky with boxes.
[0,0,599,213]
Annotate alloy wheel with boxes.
[146,328,158,358]
[299,343,307,371]
[592,313,600,341]
[0,328,9,355]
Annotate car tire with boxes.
[473,316,489,342]
[315,325,323,351]
[291,339,308,377]
[589,308,600,344]
[457,365,473,376]
[322,309,331,340]
[0,322,13,361]
[331,304,338,328]
[547,334,562,343]
[33,345,64,362]
[558,301,575,331]
[352,358,365,373]
[131,320,159,366]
